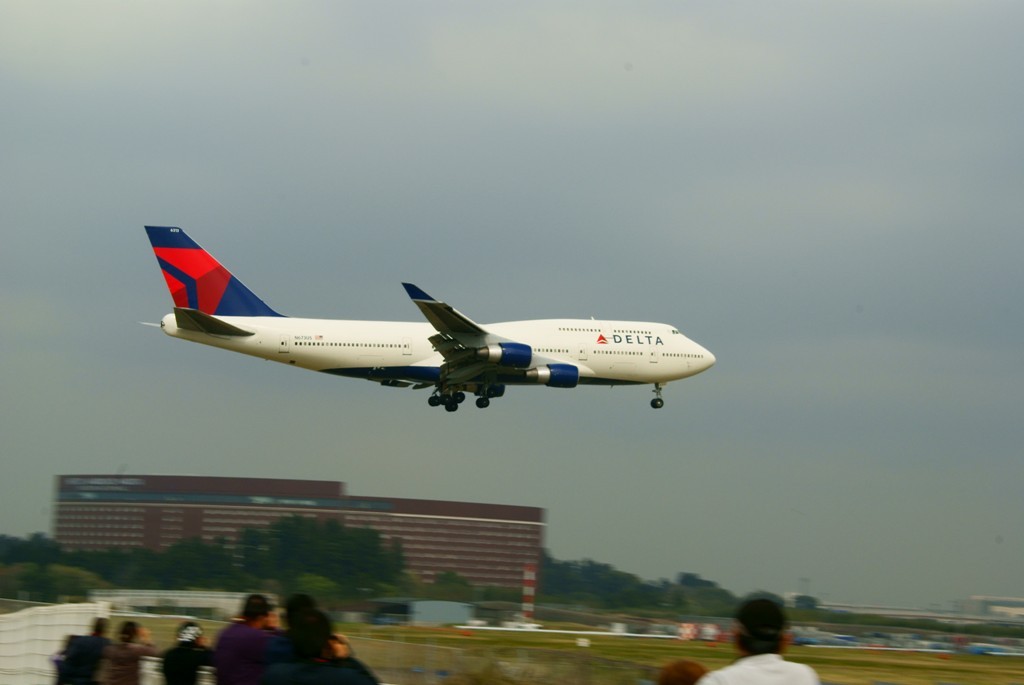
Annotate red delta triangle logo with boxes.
[596,334,609,345]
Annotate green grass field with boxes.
[125,616,1024,684]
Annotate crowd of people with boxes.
[55,596,816,685]
[54,594,378,685]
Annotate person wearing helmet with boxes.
[163,622,213,685]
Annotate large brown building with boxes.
[54,475,544,588]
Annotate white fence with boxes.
[88,591,277,622]
[0,602,109,685]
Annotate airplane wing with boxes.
[402,283,579,389]
[402,283,487,338]
[402,283,491,370]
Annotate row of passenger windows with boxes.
[594,350,706,358]
[292,340,705,360]
[557,327,601,333]
[295,342,405,348]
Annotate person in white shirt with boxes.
[697,599,819,685]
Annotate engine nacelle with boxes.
[477,342,533,368]
[525,363,580,388]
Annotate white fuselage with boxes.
[160,314,715,386]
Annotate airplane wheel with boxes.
[651,398,664,409]
[428,395,441,407]
[454,391,466,404]
[445,401,459,412]
[476,397,490,409]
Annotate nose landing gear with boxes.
[651,383,665,409]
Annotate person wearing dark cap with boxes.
[214,594,279,685]
[163,621,213,685]
[696,599,819,684]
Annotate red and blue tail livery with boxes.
[145,226,280,317]
[144,226,714,411]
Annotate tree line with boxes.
[0,517,404,605]
[0,522,786,616]
[10,527,1021,641]
[539,552,766,615]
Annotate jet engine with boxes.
[477,342,533,368]
[525,363,580,388]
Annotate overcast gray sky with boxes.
[2,2,1022,609]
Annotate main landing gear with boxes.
[427,389,473,412]
[428,384,501,411]
[428,390,465,412]
[650,383,665,409]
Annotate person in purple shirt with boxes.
[214,594,278,685]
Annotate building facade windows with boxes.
[54,475,543,589]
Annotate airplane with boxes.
[144,226,715,411]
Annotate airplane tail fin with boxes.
[144,226,282,317]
